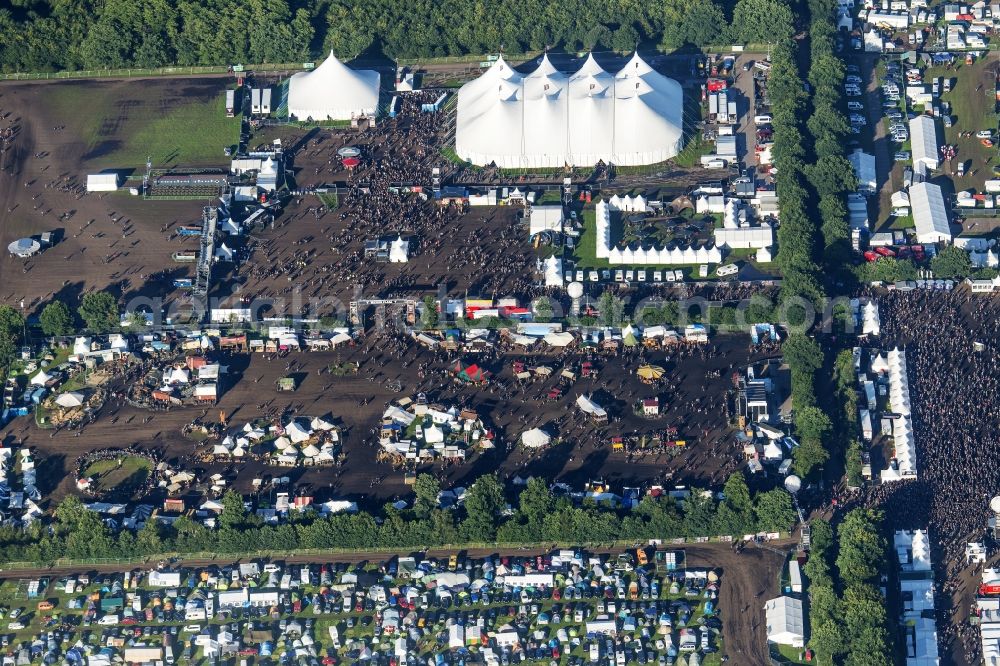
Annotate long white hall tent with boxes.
[455,53,684,169]
[287,52,380,122]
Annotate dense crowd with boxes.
[819,288,1000,663]
[232,91,538,305]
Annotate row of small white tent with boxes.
[882,348,917,481]
[605,244,723,266]
[606,194,648,213]
[862,300,880,336]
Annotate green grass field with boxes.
[929,56,999,192]
[81,456,152,495]
[42,83,240,169]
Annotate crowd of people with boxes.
[230,90,537,305]
[814,288,1000,663]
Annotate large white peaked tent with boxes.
[288,52,380,121]
[456,53,683,168]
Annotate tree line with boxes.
[805,511,896,665]
[0,473,796,564]
[0,0,805,73]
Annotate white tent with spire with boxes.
[456,53,683,168]
[285,420,313,444]
[30,370,52,386]
[389,236,409,263]
[287,52,381,121]
[544,255,564,287]
[521,428,552,448]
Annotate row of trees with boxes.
[805,511,895,665]
[0,0,812,73]
[806,0,858,280]
[0,293,118,375]
[0,474,796,564]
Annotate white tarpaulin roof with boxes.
[456,53,683,168]
[287,52,380,121]
[311,416,335,431]
[531,206,564,236]
[521,428,551,448]
[544,331,575,347]
[910,182,951,244]
[576,394,607,418]
[910,115,939,172]
[86,173,119,191]
[55,392,85,408]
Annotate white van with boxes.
[98,614,119,626]
[754,114,772,124]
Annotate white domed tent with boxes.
[287,52,381,122]
[456,53,683,168]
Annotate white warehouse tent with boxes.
[909,182,951,244]
[456,53,683,168]
[287,52,380,121]
[909,115,939,173]
[765,596,805,647]
[86,173,120,192]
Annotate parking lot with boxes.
[0,544,789,665]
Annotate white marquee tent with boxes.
[456,53,683,168]
[287,52,380,121]
[910,182,951,244]
[765,596,805,647]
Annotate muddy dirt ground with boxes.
[0,332,771,510]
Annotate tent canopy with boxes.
[288,52,380,121]
[456,52,683,168]
[55,392,85,408]
[521,428,552,448]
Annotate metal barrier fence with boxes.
[0,533,790,570]
[0,63,307,81]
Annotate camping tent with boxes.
[521,428,552,448]
[287,52,380,121]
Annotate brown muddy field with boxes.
[0,334,770,509]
